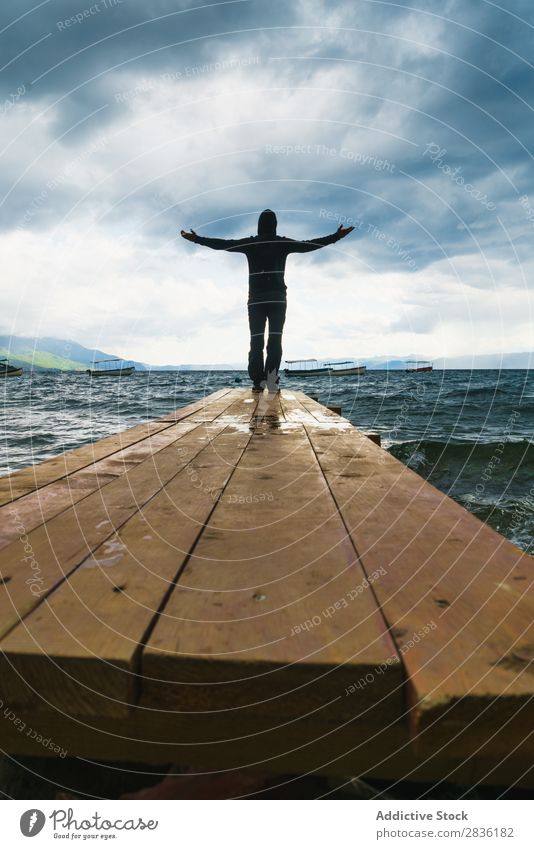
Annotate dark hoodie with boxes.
[194,209,342,304]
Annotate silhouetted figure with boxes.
[181,210,353,390]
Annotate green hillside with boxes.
[0,347,87,371]
[0,336,148,372]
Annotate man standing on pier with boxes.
[181,210,353,391]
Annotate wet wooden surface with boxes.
[0,388,532,785]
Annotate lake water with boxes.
[1,369,532,552]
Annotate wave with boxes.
[389,439,534,476]
[442,385,507,397]
[388,439,533,552]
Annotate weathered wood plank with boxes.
[156,387,233,421]
[185,390,249,423]
[0,698,423,781]
[0,419,235,643]
[0,388,234,506]
[279,391,352,431]
[0,421,167,507]
[1,691,534,787]
[0,396,257,715]
[0,423,203,551]
[1,387,533,784]
[307,423,534,755]
[141,401,403,727]
[298,393,352,424]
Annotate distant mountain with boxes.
[0,336,149,372]
[286,353,534,370]
[1,335,532,371]
[432,352,534,370]
[0,335,250,372]
[346,353,533,370]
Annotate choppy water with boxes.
[1,369,532,552]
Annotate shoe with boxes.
[252,384,264,392]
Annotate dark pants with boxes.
[247,298,287,386]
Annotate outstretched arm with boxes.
[180,229,251,252]
[284,224,354,254]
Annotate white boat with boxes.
[284,359,330,377]
[326,362,367,376]
[86,358,135,377]
[0,357,23,378]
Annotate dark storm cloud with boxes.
[2,0,534,278]
[0,0,275,147]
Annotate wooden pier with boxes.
[0,388,533,788]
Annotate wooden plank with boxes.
[1,387,532,784]
[0,698,426,781]
[141,407,404,727]
[279,391,352,430]
[156,387,232,421]
[0,420,167,506]
[306,424,534,756]
[185,390,250,423]
[0,419,234,643]
[0,396,257,716]
[0,388,234,506]
[0,424,200,551]
[297,393,352,424]
[1,692,534,788]
[0,389,241,551]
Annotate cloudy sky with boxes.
[1,0,533,365]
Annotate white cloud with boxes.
[1,0,533,364]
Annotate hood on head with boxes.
[257,209,277,236]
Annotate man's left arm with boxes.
[284,225,354,253]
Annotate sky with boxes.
[1,0,534,365]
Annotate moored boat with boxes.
[284,359,367,377]
[326,361,367,376]
[86,358,135,377]
[0,357,23,378]
[405,360,433,373]
[284,359,330,377]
